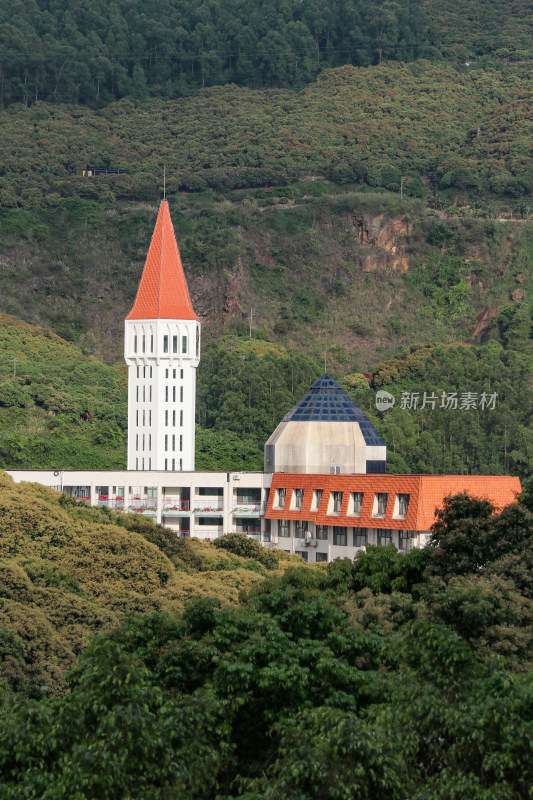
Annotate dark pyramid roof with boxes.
[281,374,385,446]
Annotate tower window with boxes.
[173,386,176,402]
[134,335,137,353]
[142,434,145,451]
[182,335,187,354]
[165,410,168,425]
[173,368,176,379]
[143,386,145,402]
[180,369,184,379]
[136,387,139,401]
[150,367,152,378]
[135,434,138,450]
[172,410,176,426]
[136,366,139,378]
[179,435,183,451]
[179,459,182,470]
[142,410,145,425]
[172,335,178,353]
[172,458,175,470]
[149,386,152,401]
[136,410,139,425]
[180,410,183,426]
[172,435,175,451]
[149,434,151,449]
[165,387,168,402]
[180,386,183,402]
[165,458,167,471]
[149,410,151,425]
[150,335,154,353]
[143,366,146,378]
[142,334,146,353]
[165,435,168,451]
[165,369,169,378]
[163,335,169,353]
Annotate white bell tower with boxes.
[124,201,200,471]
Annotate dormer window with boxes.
[398,494,410,517]
[351,492,364,516]
[312,489,323,511]
[332,491,343,514]
[277,488,287,509]
[372,493,388,517]
[293,488,304,510]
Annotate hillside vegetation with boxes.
[1,491,532,797]
[0,0,531,106]
[0,470,293,695]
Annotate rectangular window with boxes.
[294,488,303,510]
[180,369,184,379]
[165,369,169,378]
[196,327,200,357]
[295,550,309,562]
[352,492,364,515]
[142,434,145,451]
[172,410,176,426]
[398,494,410,517]
[149,386,152,401]
[179,435,183,451]
[172,335,178,353]
[134,335,137,353]
[149,434,151,449]
[149,411,151,425]
[180,410,183,426]
[151,335,154,353]
[333,527,347,546]
[353,528,368,547]
[295,519,306,537]
[165,435,168,452]
[329,465,341,474]
[173,386,176,402]
[143,366,146,378]
[142,334,146,353]
[378,529,393,546]
[163,335,169,353]
[136,457,138,469]
[137,366,139,378]
[142,457,145,470]
[150,367,152,378]
[136,386,139,401]
[398,530,414,551]
[172,458,175,470]
[332,491,343,513]
[179,459,182,470]
[143,386,145,402]
[316,552,328,563]
[173,368,176,379]
[149,458,151,469]
[279,519,290,537]
[142,410,145,425]
[135,434,138,450]
[180,386,184,402]
[165,458,168,471]
[316,525,328,540]
[136,410,138,425]
[165,387,168,402]
[182,335,187,354]
[277,488,287,509]
[376,493,388,516]
[172,435,175,451]
[165,411,168,426]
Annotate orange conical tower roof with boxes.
[126,200,199,321]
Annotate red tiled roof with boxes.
[126,201,199,321]
[265,473,521,531]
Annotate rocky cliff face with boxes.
[352,214,411,272]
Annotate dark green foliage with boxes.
[213,533,279,570]
[0,495,532,796]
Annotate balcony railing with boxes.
[163,500,190,512]
[194,504,223,513]
[128,497,157,514]
[232,504,261,515]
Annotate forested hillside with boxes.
[0,470,293,695]
[0,0,531,105]
[1,490,532,797]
